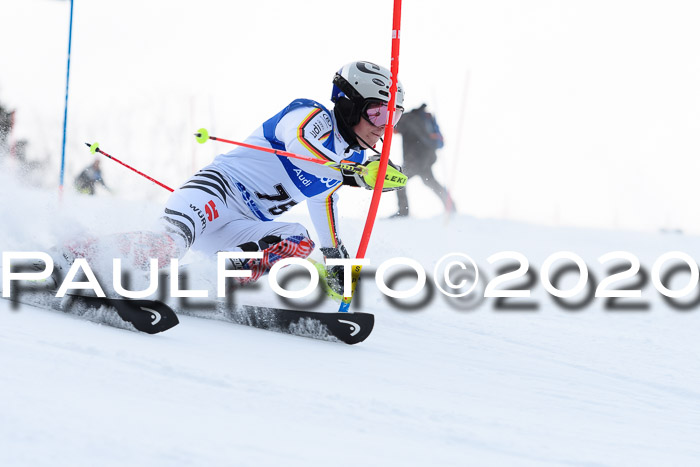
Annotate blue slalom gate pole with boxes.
[59,0,74,195]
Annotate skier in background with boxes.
[74,160,110,195]
[392,104,455,217]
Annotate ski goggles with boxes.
[363,101,404,127]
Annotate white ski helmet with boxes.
[331,61,404,127]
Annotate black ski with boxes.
[233,305,374,345]
[5,290,179,334]
[64,294,179,334]
[179,303,373,344]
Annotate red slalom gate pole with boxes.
[338,0,402,313]
[84,142,174,192]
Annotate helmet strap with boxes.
[333,104,359,146]
[357,135,381,155]
[333,105,381,155]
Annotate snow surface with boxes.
[2,2,700,463]
[1,169,700,466]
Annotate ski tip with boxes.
[194,128,209,144]
[88,142,99,154]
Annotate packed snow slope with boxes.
[1,173,700,467]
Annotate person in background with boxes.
[392,103,455,217]
[74,159,109,195]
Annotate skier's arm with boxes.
[307,189,349,296]
[279,107,344,165]
[342,156,407,192]
[275,105,404,190]
[306,186,343,249]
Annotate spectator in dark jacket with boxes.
[74,160,109,195]
[392,104,454,217]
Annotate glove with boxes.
[320,243,349,295]
[344,157,407,192]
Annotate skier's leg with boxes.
[395,187,410,217]
[43,170,239,296]
[158,167,250,258]
[162,168,315,284]
[55,169,229,274]
[421,168,455,212]
[393,163,416,218]
[203,218,315,284]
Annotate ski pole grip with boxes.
[86,142,100,154]
[194,128,209,144]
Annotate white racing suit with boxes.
[161,99,366,259]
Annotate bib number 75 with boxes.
[255,184,297,215]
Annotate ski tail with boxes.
[65,295,179,334]
[4,289,179,335]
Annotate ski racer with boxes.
[156,61,407,290]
